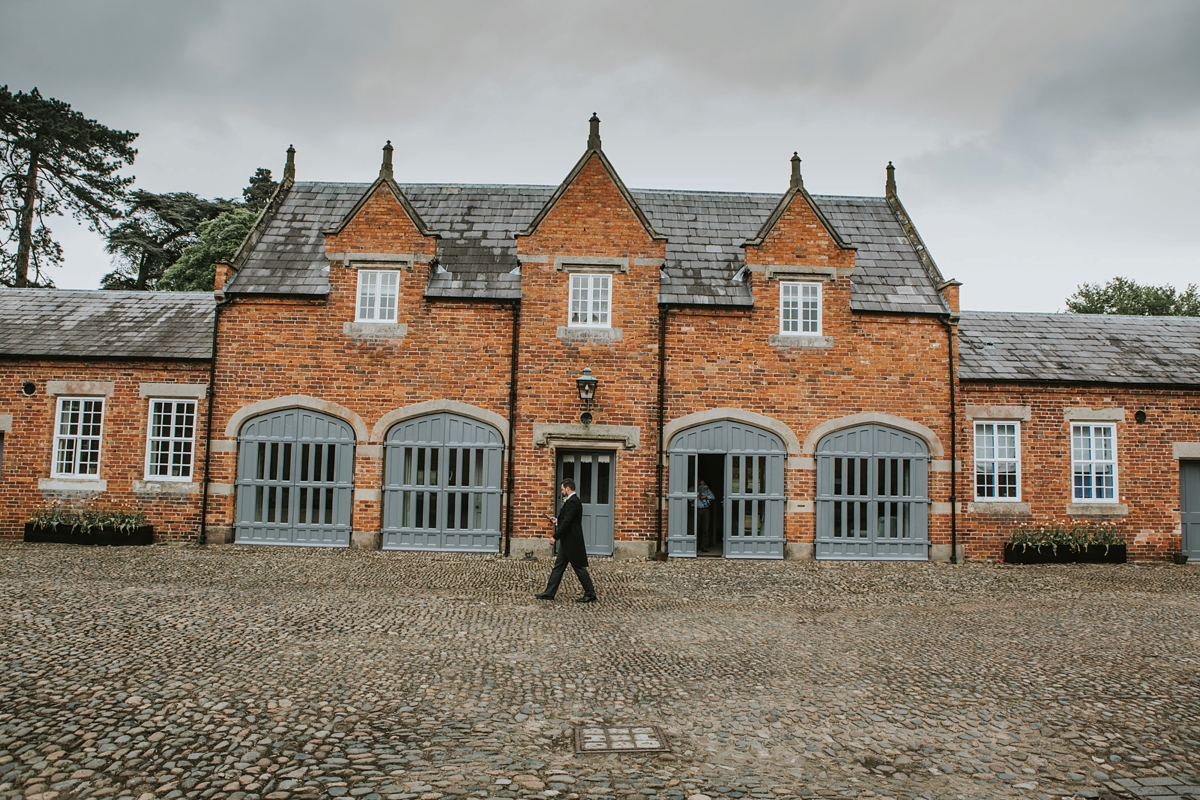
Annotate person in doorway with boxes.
[535,479,597,603]
[697,479,716,551]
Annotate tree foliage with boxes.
[158,207,257,292]
[0,86,138,287]
[242,167,277,212]
[104,168,276,291]
[101,191,233,290]
[1066,276,1200,317]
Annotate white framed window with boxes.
[974,422,1020,500]
[146,400,197,480]
[781,282,821,334]
[53,397,105,477]
[569,273,611,328]
[356,270,399,322]
[1071,423,1117,501]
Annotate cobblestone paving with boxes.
[1,544,1198,800]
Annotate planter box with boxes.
[24,523,153,546]
[1003,543,1126,564]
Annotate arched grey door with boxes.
[815,424,929,560]
[382,413,503,552]
[236,408,355,546]
[667,420,786,559]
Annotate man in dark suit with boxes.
[535,479,597,603]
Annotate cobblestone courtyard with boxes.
[1,544,1198,800]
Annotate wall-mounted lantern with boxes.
[576,366,598,425]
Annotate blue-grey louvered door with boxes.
[236,409,355,546]
[667,421,785,559]
[382,413,503,552]
[815,424,929,560]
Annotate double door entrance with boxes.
[666,421,787,559]
[555,450,615,556]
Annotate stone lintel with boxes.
[1064,408,1125,422]
[139,382,208,399]
[965,404,1031,421]
[47,380,114,397]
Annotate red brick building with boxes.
[3,118,1198,561]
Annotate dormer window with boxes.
[357,270,399,322]
[569,274,611,328]
[781,282,821,335]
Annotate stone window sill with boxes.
[134,480,199,496]
[1066,502,1128,517]
[769,334,833,349]
[557,326,622,344]
[39,478,107,493]
[344,322,407,340]
[968,501,1031,516]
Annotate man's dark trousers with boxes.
[541,549,596,599]
[540,492,596,599]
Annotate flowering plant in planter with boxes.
[25,505,152,546]
[28,504,148,534]
[1008,522,1126,555]
[1004,522,1127,564]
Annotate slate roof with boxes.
[958,311,1200,386]
[0,289,215,360]
[226,180,948,314]
[228,182,364,295]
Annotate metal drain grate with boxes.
[574,724,670,754]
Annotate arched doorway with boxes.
[235,408,356,546]
[667,420,786,559]
[815,424,929,560]
[382,413,504,552]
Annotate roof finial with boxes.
[789,152,803,191]
[380,140,394,180]
[284,144,296,182]
[588,113,602,151]
[885,161,896,198]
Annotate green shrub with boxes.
[28,505,147,534]
[1008,522,1126,555]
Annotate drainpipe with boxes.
[504,300,521,557]
[199,294,229,546]
[656,306,668,556]
[942,315,958,564]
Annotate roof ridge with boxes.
[962,309,1200,323]
[0,287,213,301]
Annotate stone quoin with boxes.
[2,116,1198,562]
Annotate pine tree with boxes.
[0,86,138,287]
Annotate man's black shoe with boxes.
[534,593,554,600]
[575,595,597,603]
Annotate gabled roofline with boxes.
[742,186,856,250]
[517,149,667,241]
[229,160,296,271]
[323,176,437,238]
[885,181,950,314]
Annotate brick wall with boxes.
[0,360,211,541]
[958,382,1200,560]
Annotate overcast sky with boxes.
[3,0,1198,311]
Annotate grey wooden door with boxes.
[236,409,355,546]
[382,413,503,552]
[815,424,929,560]
[556,451,614,556]
[1182,461,1200,562]
[667,421,786,559]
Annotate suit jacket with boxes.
[555,493,589,567]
